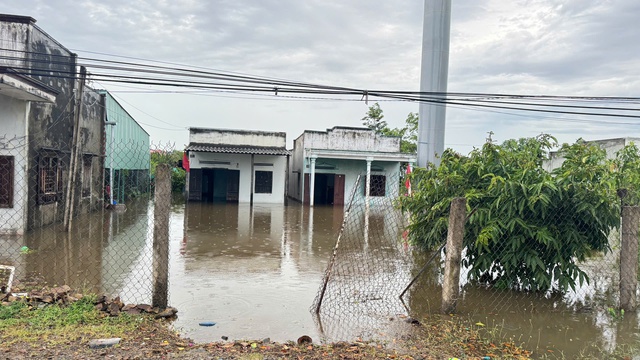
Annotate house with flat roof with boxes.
[0,14,105,234]
[184,128,290,204]
[288,126,415,207]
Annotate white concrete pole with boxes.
[310,155,317,207]
[418,0,451,167]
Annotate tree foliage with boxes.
[150,150,186,193]
[400,135,640,292]
[361,103,417,154]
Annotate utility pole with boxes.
[417,0,452,167]
[64,66,87,232]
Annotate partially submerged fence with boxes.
[312,171,639,341]
[0,136,177,307]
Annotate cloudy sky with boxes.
[3,0,640,153]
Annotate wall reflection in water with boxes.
[0,198,152,303]
[170,203,350,343]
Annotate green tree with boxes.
[361,103,387,133]
[150,150,186,193]
[361,103,417,154]
[400,135,628,292]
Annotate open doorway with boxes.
[304,173,345,206]
[196,168,239,203]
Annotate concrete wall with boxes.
[190,128,286,148]
[190,152,287,204]
[288,135,306,201]
[303,127,400,153]
[0,15,105,229]
[253,154,287,204]
[302,158,401,204]
[544,138,640,172]
[0,95,29,234]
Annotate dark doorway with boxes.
[303,173,345,206]
[200,169,240,203]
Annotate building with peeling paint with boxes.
[0,14,105,234]
[288,127,415,207]
[185,128,290,204]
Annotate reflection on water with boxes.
[169,203,343,343]
[0,197,153,300]
[1,199,639,357]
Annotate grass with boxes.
[0,295,141,346]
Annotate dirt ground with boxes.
[0,315,532,360]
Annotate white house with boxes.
[288,126,415,207]
[185,128,290,204]
[0,68,57,234]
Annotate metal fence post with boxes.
[441,197,466,314]
[620,205,640,312]
[152,164,171,309]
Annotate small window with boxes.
[368,175,386,197]
[82,155,92,198]
[38,155,61,204]
[0,156,14,208]
[255,171,273,194]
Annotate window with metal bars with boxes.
[38,155,61,204]
[368,175,386,197]
[255,171,273,194]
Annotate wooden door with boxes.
[303,173,310,205]
[333,174,345,206]
[226,170,239,202]
[188,169,202,201]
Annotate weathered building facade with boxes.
[0,14,105,234]
[185,128,290,204]
[289,127,415,207]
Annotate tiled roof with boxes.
[186,143,291,156]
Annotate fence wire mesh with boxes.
[0,135,178,306]
[311,172,415,342]
[312,170,638,343]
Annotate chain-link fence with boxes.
[0,135,178,306]
[311,172,415,341]
[312,170,638,344]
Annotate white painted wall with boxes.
[0,95,29,234]
[190,128,286,148]
[253,154,287,204]
[190,151,287,204]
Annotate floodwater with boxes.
[2,197,640,358]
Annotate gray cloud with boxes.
[1,0,639,150]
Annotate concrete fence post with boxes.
[152,164,171,309]
[441,197,466,314]
[620,206,640,312]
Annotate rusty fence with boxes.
[312,171,639,345]
[0,136,181,307]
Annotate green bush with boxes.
[400,135,639,292]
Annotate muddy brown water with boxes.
[1,197,639,358]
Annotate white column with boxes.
[309,155,317,207]
[365,157,373,248]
